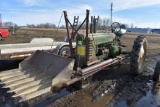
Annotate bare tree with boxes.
[26,23,56,28]
[3,22,18,27]
[60,24,65,29]
[97,18,102,30]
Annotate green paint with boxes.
[75,33,122,68]
[88,33,116,45]
[93,17,97,33]
[78,40,82,45]
[109,44,119,58]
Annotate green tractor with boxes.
[61,10,147,75]
[0,10,147,102]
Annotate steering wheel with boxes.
[111,22,121,33]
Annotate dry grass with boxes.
[0,28,160,55]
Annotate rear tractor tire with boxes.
[153,61,160,82]
[130,35,147,75]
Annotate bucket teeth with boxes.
[0,71,22,80]
[0,68,53,99]
[12,81,52,98]
[7,76,52,93]
[0,69,20,77]
[0,68,36,81]
[3,74,52,89]
[0,68,34,77]
[1,74,30,83]
[19,87,51,103]
[1,73,25,81]
[2,71,44,85]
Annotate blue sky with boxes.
[1,0,160,28]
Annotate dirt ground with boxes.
[0,28,67,44]
[0,28,160,107]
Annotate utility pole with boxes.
[110,3,113,25]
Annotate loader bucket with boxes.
[0,50,75,102]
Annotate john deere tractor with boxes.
[0,10,147,102]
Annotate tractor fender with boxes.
[53,42,76,55]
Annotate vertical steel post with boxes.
[90,16,93,33]
[93,16,97,33]
[63,11,74,58]
[110,3,113,25]
[85,10,90,65]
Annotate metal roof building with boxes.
[151,29,160,34]
[127,28,151,33]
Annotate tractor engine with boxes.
[75,33,123,68]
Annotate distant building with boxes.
[127,28,152,34]
[151,29,160,34]
[127,28,160,34]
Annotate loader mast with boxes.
[63,10,90,65]
[64,11,74,58]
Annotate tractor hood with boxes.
[88,33,116,45]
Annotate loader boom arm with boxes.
[63,10,90,63]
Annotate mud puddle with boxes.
[115,82,160,107]
[110,56,160,107]
[32,88,72,107]
[47,56,160,107]
[72,91,114,107]
[115,83,160,107]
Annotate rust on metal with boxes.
[85,9,90,65]
[64,11,74,58]
[79,55,128,76]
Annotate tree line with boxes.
[2,22,18,27]
[2,17,135,29]
[26,23,56,28]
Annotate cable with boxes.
[51,12,63,49]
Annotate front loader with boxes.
[0,10,147,103]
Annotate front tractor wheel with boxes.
[59,46,71,57]
[130,35,147,75]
